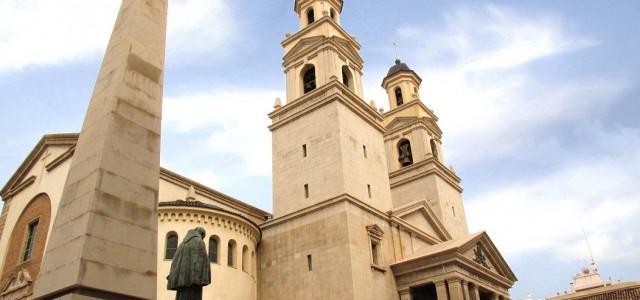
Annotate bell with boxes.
[400,156,413,167]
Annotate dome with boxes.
[386,59,413,77]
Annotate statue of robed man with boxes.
[167,227,211,300]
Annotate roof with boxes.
[159,199,261,229]
[382,59,423,86]
[391,231,517,283]
[387,59,413,77]
[0,133,272,220]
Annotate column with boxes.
[471,284,480,300]
[462,281,471,300]
[399,289,411,300]
[435,281,449,300]
[32,0,168,299]
[448,279,465,300]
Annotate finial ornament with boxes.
[274,97,282,109]
[369,100,377,109]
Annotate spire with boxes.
[33,0,168,299]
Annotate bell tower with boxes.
[270,0,392,218]
[283,0,364,103]
[381,60,469,238]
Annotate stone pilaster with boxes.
[436,281,449,300]
[399,289,411,300]
[448,279,465,300]
[471,284,480,300]
[462,281,471,300]
[32,0,167,299]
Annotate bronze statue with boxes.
[167,227,211,300]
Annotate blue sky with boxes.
[0,0,638,298]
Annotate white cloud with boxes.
[372,4,621,166]
[467,127,640,263]
[373,3,640,265]
[0,0,235,72]
[163,88,279,185]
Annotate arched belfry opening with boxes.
[306,8,315,25]
[330,8,336,20]
[395,87,404,106]
[398,139,413,167]
[430,139,439,160]
[302,65,317,94]
[342,66,353,91]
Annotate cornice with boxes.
[260,193,440,246]
[384,117,443,140]
[383,100,440,123]
[390,233,516,288]
[159,168,271,221]
[284,36,363,70]
[389,158,463,192]
[389,199,452,241]
[158,204,261,244]
[282,16,361,50]
[269,80,385,133]
[382,71,423,89]
[0,133,78,199]
[45,146,75,172]
[3,176,36,200]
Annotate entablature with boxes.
[389,158,462,192]
[269,80,384,132]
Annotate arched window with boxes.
[342,66,353,90]
[430,139,439,160]
[395,87,404,106]
[165,232,178,259]
[307,8,315,25]
[302,65,316,94]
[330,8,336,20]
[209,236,219,263]
[242,245,249,272]
[227,240,237,268]
[398,139,413,167]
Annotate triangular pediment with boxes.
[391,232,517,283]
[284,35,362,67]
[284,36,325,61]
[0,133,78,198]
[386,116,419,131]
[390,200,451,242]
[459,233,517,281]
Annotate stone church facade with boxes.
[0,0,516,299]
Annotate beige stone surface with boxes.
[32,1,168,299]
[157,206,259,300]
[0,1,519,299]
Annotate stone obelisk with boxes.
[33,0,167,299]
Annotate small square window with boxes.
[307,255,313,271]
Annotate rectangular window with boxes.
[367,184,372,198]
[304,184,309,198]
[363,145,367,158]
[371,240,380,265]
[303,144,307,157]
[307,255,313,271]
[23,220,39,262]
